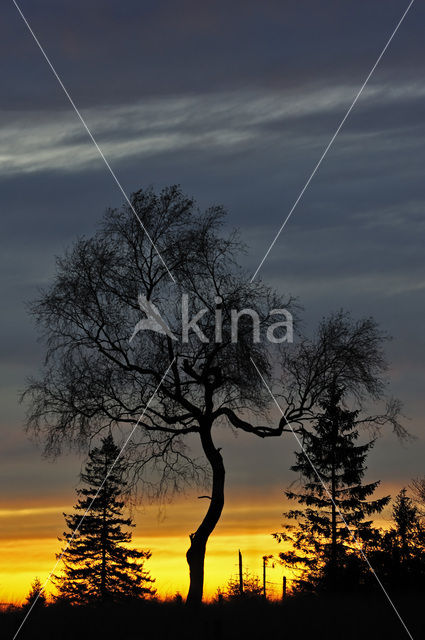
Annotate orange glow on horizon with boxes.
[0,490,289,603]
[0,482,397,604]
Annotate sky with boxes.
[1,0,425,605]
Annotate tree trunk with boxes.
[186,424,225,606]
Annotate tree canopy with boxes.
[24,185,404,605]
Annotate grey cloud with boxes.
[1,82,424,176]
[3,0,424,109]
[1,0,424,511]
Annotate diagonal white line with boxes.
[9,1,415,636]
[12,358,176,640]
[250,0,415,282]
[250,356,414,640]
[12,0,176,284]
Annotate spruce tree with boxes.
[274,384,389,591]
[367,489,425,589]
[23,577,46,610]
[393,489,419,563]
[54,434,155,604]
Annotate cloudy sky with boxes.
[1,0,424,601]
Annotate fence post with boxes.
[238,550,243,596]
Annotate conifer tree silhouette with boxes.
[54,434,155,603]
[366,488,425,590]
[23,577,46,610]
[392,488,419,565]
[274,384,389,591]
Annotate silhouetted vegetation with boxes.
[3,593,425,640]
[411,475,425,517]
[23,577,46,611]
[274,384,390,592]
[22,185,298,605]
[216,570,263,602]
[22,185,405,605]
[364,488,425,591]
[54,434,155,604]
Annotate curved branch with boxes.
[214,406,292,438]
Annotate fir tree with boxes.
[367,489,425,590]
[274,384,389,591]
[23,577,46,610]
[54,434,155,604]
[393,488,419,563]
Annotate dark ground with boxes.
[1,593,423,640]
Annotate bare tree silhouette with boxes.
[410,477,425,519]
[279,311,407,439]
[23,185,403,606]
[217,571,263,602]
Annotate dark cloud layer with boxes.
[3,1,424,107]
[1,0,424,507]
